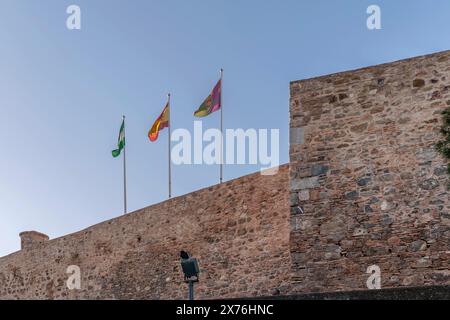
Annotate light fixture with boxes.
[180,251,199,300]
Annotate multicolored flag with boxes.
[194,79,222,118]
[112,119,125,158]
[149,103,170,142]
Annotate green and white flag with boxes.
[112,119,125,158]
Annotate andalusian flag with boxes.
[194,79,222,118]
[149,103,170,142]
[112,118,125,158]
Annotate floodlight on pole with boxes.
[180,251,199,300]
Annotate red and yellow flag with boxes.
[148,103,170,142]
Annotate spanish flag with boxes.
[148,103,170,142]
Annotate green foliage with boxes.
[436,107,450,174]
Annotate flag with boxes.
[194,79,221,118]
[149,103,170,142]
[112,119,125,158]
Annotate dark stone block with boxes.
[434,167,447,176]
[311,164,329,176]
[338,93,348,101]
[413,79,425,87]
[370,197,380,204]
[291,206,304,215]
[419,178,439,190]
[345,191,359,200]
[290,193,299,207]
[329,95,338,103]
[410,240,427,252]
[381,215,394,226]
[357,177,371,187]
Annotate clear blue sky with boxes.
[1,0,449,257]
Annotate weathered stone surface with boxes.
[267,285,450,300]
[291,205,303,215]
[413,79,425,88]
[434,166,448,176]
[410,240,428,252]
[2,51,450,301]
[290,50,450,294]
[291,177,320,190]
[19,231,49,250]
[415,257,432,269]
[345,191,359,200]
[0,166,291,300]
[298,190,310,201]
[380,200,395,212]
[324,245,342,260]
[290,127,305,145]
[419,178,440,190]
[350,123,368,133]
[311,164,329,176]
[357,177,371,187]
[319,214,349,240]
[290,192,299,206]
[416,148,437,162]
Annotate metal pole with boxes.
[168,93,172,199]
[220,68,223,184]
[123,115,127,215]
[188,281,194,301]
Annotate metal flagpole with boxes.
[168,93,172,198]
[123,115,128,214]
[220,68,224,184]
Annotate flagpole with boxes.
[123,115,128,214]
[220,68,224,184]
[168,93,172,199]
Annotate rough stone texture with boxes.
[290,50,450,293]
[2,50,450,300]
[0,166,290,300]
[253,285,450,300]
[19,231,49,250]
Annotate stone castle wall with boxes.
[1,50,449,300]
[289,50,450,293]
[0,166,291,299]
